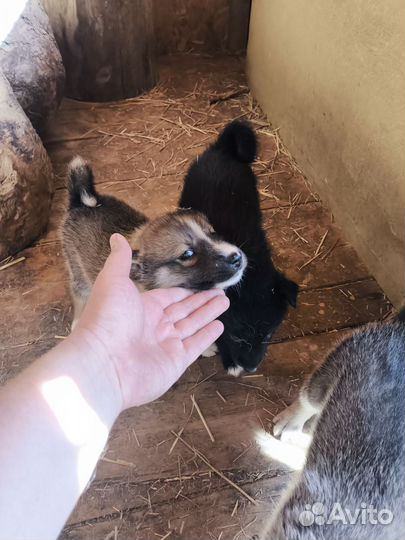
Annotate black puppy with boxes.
[179,120,298,375]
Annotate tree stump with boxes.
[43,0,157,101]
[0,71,54,259]
[0,0,65,134]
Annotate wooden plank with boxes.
[0,242,67,291]
[264,201,371,288]
[0,199,375,297]
[62,331,344,530]
[0,273,389,382]
[62,472,281,540]
[45,194,364,296]
[43,55,246,145]
[65,330,352,486]
[277,278,391,340]
[39,171,315,249]
[82,331,352,484]
[42,55,314,208]
[45,109,302,194]
[46,126,215,190]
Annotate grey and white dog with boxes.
[264,311,405,540]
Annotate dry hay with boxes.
[7,58,322,540]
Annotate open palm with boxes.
[76,234,229,409]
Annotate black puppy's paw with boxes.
[227,365,244,377]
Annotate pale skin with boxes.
[0,233,230,540]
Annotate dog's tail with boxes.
[213,120,257,163]
[67,156,100,209]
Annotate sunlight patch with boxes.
[255,430,309,471]
[42,376,108,489]
[1,1,28,43]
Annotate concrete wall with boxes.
[247,0,404,307]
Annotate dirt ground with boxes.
[0,55,392,540]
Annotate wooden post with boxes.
[0,72,53,259]
[228,0,252,53]
[42,0,157,102]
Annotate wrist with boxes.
[62,328,124,417]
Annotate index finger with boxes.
[183,320,225,362]
[143,287,194,309]
[165,289,225,323]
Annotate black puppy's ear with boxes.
[276,275,299,308]
[130,250,143,281]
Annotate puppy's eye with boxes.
[178,248,195,261]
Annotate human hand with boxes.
[72,233,229,409]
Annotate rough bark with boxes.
[42,0,157,101]
[228,0,251,52]
[0,72,54,259]
[0,0,65,134]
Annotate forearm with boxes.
[0,333,122,540]
[0,232,228,539]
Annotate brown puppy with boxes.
[61,157,247,328]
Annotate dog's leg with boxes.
[200,343,244,375]
[273,392,320,442]
[69,269,90,331]
[201,342,218,357]
[216,342,244,376]
[227,365,244,377]
[273,345,342,441]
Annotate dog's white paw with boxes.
[273,402,302,438]
[279,428,312,448]
[273,396,319,443]
[201,343,218,358]
[227,365,244,377]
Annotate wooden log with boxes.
[0,71,54,259]
[228,0,252,52]
[42,0,157,101]
[0,0,65,134]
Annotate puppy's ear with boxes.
[276,275,299,308]
[127,222,148,251]
[130,250,143,281]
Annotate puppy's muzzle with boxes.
[226,251,243,270]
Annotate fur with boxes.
[179,120,298,374]
[266,312,405,539]
[62,157,247,327]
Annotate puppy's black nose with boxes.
[227,251,242,269]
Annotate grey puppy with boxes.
[264,311,405,540]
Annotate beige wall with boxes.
[247,0,405,307]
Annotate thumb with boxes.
[101,233,133,279]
